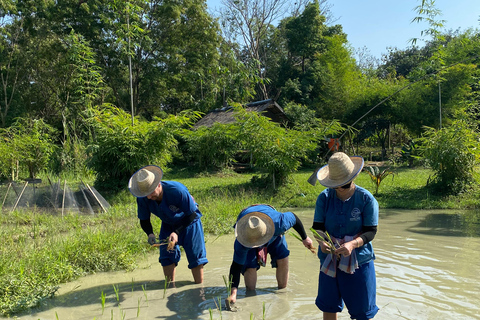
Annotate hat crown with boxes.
[235,211,274,248]
[137,169,156,193]
[246,216,267,239]
[328,153,355,181]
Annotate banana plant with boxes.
[364,165,395,195]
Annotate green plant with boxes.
[101,291,106,314]
[421,120,480,194]
[364,166,396,195]
[182,123,240,170]
[233,104,316,188]
[0,118,58,180]
[86,105,200,192]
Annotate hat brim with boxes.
[128,165,163,197]
[235,212,275,248]
[317,156,364,188]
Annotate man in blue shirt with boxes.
[129,165,208,284]
[225,204,314,309]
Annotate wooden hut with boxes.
[193,99,288,129]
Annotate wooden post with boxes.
[1,182,12,209]
[86,182,108,214]
[62,180,66,217]
[11,181,28,213]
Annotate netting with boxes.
[0,178,110,215]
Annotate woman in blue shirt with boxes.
[313,152,379,320]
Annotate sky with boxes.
[206,0,480,59]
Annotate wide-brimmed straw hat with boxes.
[235,212,275,248]
[317,152,364,188]
[128,165,163,197]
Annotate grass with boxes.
[1,165,480,316]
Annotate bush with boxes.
[86,105,200,192]
[421,120,480,194]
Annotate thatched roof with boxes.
[193,99,289,129]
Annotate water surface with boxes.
[14,209,480,320]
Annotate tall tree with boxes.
[219,0,289,100]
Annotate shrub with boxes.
[421,120,480,194]
[86,105,200,192]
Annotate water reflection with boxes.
[13,209,480,320]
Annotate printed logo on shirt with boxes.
[169,205,179,212]
[350,208,361,221]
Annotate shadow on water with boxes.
[19,275,279,320]
[406,210,480,237]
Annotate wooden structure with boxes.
[193,99,289,129]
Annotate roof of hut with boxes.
[193,99,289,129]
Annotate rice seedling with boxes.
[55,311,59,320]
[163,276,169,299]
[101,290,106,314]
[289,231,316,253]
[113,284,120,304]
[110,309,113,320]
[213,296,222,319]
[208,308,214,319]
[142,284,148,306]
[263,301,266,319]
[310,228,338,259]
[222,275,232,296]
[137,297,141,317]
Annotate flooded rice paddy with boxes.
[13,209,480,320]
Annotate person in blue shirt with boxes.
[225,204,314,309]
[313,152,379,320]
[128,165,208,285]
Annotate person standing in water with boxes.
[225,204,314,309]
[313,152,379,320]
[128,165,208,284]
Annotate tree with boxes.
[219,0,289,100]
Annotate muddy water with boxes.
[14,209,480,320]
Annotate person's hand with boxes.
[334,241,356,257]
[302,237,316,253]
[169,232,178,245]
[225,288,238,311]
[166,232,178,251]
[319,241,332,254]
[147,234,156,246]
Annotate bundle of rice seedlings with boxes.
[310,228,338,258]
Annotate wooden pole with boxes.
[85,182,108,214]
[62,179,66,217]
[1,182,12,209]
[11,181,28,213]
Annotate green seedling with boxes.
[163,276,169,299]
[113,284,120,303]
[137,297,141,317]
[289,231,316,253]
[310,228,338,259]
[101,290,106,314]
[142,284,148,306]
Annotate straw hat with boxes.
[317,152,364,188]
[128,165,163,197]
[235,212,275,248]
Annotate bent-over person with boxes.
[128,165,208,284]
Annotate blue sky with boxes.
[206,0,480,59]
